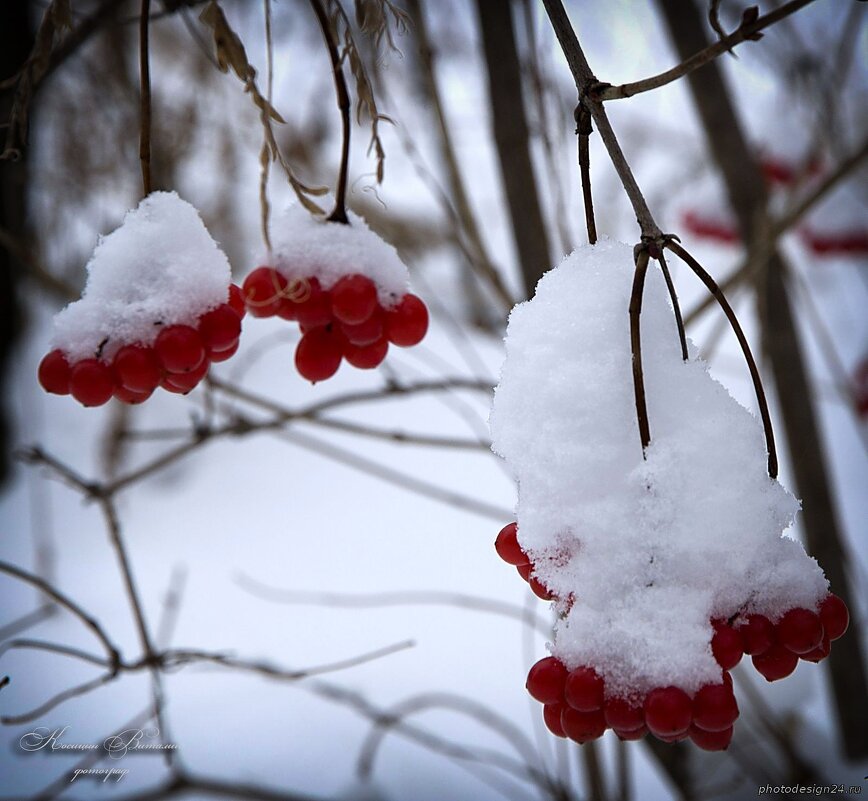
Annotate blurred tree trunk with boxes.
[656,0,868,761]
[475,0,551,300]
[0,2,35,487]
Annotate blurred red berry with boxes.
[738,614,774,656]
[198,304,242,353]
[711,620,743,669]
[495,522,529,566]
[688,723,732,751]
[331,274,378,325]
[819,594,849,641]
[112,345,161,393]
[154,325,206,374]
[38,350,71,395]
[343,337,388,370]
[560,707,606,743]
[526,657,567,705]
[752,643,799,682]
[565,667,605,712]
[776,608,823,655]
[243,267,287,318]
[384,294,428,347]
[69,359,114,407]
[295,327,343,383]
[644,687,692,738]
[692,682,739,732]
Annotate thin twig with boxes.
[597,0,817,101]
[666,240,778,478]
[309,0,351,224]
[1,673,115,725]
[576,103,597,245]
[656,251,688,361]
[540,0,662,239]
[0,638,111,668]
[629,248,651,454]
[139,0,152,196]
[259,0,273,251]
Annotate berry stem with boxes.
[629,247,651,455]
[666,240,778,478]
[656,250,688,362]
[259,0,274,253]
[139,0,152,197]
[308,0,351,225]
[575,102,597,245]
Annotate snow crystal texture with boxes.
[490,238,828,698]
[53,192,231,362]
[267,205,409,305]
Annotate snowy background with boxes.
[1,0,866,799]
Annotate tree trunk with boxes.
[656,0,868,761]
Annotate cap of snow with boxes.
[52,191,231,362]
[490,238,827,698]
[267,205,410,306]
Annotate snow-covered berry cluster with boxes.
[498,520,849,749]
[489,239,849,752]
[243,206,428,383]
[37,192,242,406]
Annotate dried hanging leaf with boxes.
[353,0,409,52]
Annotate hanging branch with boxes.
[629,248,651,454]
[665,240,778,479]
[575,102,597,245]
[309,0,351,224]
[139,0,152,196]
[540,0,662,240]
[258,0,273,251]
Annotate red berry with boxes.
[198,304,242,353]
[113,385,153,404]
[543,704,567,738]
[295,327,343,383]
[776,608,823,655]
[529,576,554,601]
[656,730,690,743]
[39,350,72,395]
[526,657,568,705]
[688,723,732,752]
[343,338,388,370]
[341,308,384,346]
[384,294,428,347]
[69,359,114,407]
[800,633,831,663]
[228,284,246,318]
[296,278,333,328]
[331,274,378,325]
[644,687,692,738]
[604,697,644,731]
[112,345,161,393]
[565,667,605,712]
[209,339,240,363]
[752,643,799,682]
[711,620,743,669]
[738,614,774,656]
[819,594,849,641]
[516,563,533,582]
[243,267,287,318]
[154,325,206,374]
[162,357,210,393]
[495,522,529,566]
[692,683,739,732]
[560,707,606,743]
[613,724,647,741]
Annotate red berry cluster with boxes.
[38,286,245,407]
[241,267,429,383]
[495,521,850,750]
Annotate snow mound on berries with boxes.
[490,238,828,698]
[52,192,231,362]
[268,205,409,306]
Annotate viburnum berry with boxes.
[243,267,288,318]
[643,687,692,738]
[38,350,71,395]
[154,325,206,374]
[613,724,647,741]
[162,357,210,394]
[752,643,799,682]
[526,657,568,705]
[112,345,161,393]
[516,563,533,582]
[295,278,333,328]
[543,704,567,738]
[384,294,428,347]
[331,274,378,325]
[343,338,388,370]
[688,723,732,751]
[560,707,606,743]
[198,305,242,353]
[295,327,343,383]
[800,633,831,663]
[113,385,153,404]
[711,620,743,669]
[692,682,739,732]
[228,283,246,318]
[564,666,605,712]
[738,614,775,656]
[69,359,114,407]
[776,608,823,655]
[341,309,384,346]
[819,594,849,641]
[604,697,644,732]
[209,339,240,363]
[529,576,554,601]
[495,522,529,566]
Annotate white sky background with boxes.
[1,0,866,799]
